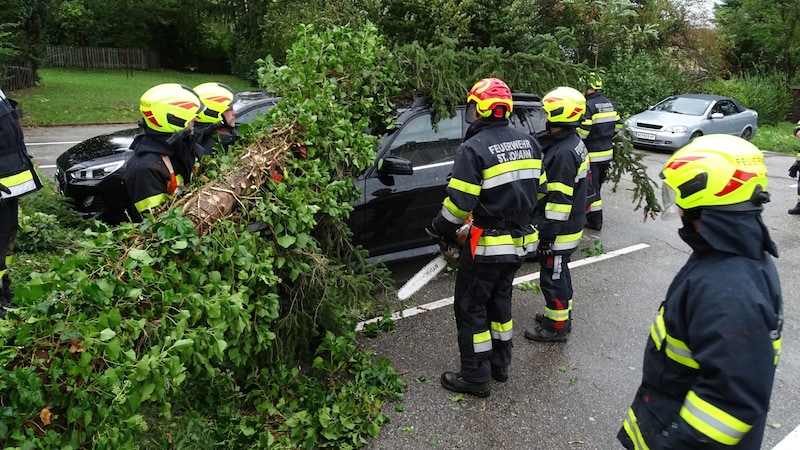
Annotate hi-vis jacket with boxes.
[619,209,783,450]
[125,125,220,214]
[0,89,41,199]
[435,118,542,263]
[577,91,623,163]
[124,132,194,213]
[533,127,589,252]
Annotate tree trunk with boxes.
[172,125,297,235]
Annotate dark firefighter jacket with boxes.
[124,126,213,213]
[0,91,41,199]
[619,209,783,450]
[577,91,623,163]
[434,117,542,263]
[533,127,588,252]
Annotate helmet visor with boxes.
[661,182,680,220]
[466,103,477,124]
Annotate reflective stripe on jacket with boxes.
[124,134,191,213]
[437,118,542,263]
[534,128,588,252]
[619,209,783,450]
[578,91,623,163]
[0,90,42,199]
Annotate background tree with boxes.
[715,0,800,79]
[0,0,52,89]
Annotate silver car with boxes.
[626,93,758,151]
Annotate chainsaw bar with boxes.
[397,254,449,300]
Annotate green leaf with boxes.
[128,249,154,264]
[171,239,188,250]
[99,328,116,341]
[277,235,296,248]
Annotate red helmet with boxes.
[466,78,513,119]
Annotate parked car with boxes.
[56,93,545,263]
[625,93,758,152]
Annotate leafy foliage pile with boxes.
[0,23,405,449]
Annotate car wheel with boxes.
[690,131,702,141]
[740,127,753,140]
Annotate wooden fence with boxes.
[45,45,160,70]
[0,60,35,91]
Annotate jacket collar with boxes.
[679,209,778,259]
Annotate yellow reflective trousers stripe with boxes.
[473,330,492,353]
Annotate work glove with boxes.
[536,241,553,258]
[426,216,459,247]
[789,161,800,179]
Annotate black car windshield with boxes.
[654,97,711,116]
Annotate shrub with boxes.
[700,73,790,126]
[1,23,405,449]
[606,50,695,118]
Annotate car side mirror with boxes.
[377,155,413,176]
[711,112,723,119]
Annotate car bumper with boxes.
[54,167,130,221]
[627,127,692,151]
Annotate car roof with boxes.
[395,92,542,122]
[232,90,280,109]
[673,93,734,102]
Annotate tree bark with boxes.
[171,126,297,235]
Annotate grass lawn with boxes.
[9,67,257,126]
[750,121,800,155]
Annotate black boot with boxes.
[789,204,800,215]
[524,325,569,342]
[440,372,490,397]
[534,313,572,332]
[491,364,508,383]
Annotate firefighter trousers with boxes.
[453,253,521,383]
[586,162,609,227]
[538,249,575,331]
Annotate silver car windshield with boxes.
[654,97,712,116]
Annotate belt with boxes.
[472,216,528,229]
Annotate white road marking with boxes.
[356,243,650,332]
[773,424,800,449]
[38,164,56,169]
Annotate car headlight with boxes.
[69,160,125,181]
[664,125,688,133]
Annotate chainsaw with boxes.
[396,218,472,300]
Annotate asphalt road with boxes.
[23,126,800,449]
[361,150,800,450]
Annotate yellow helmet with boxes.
[139,83,204,134]
[542,86,586,124]
[194,82,238,124]
[661,135,768,211]
[466,78,513,119]
[585,71,604,90]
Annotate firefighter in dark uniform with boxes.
[429,78,542,397]
[192,82,240,154]
[619,135,782,450]
[577,71,623,231]
[787,120,800,214]
[124,83,206,221]
[0,88,42,318]
[524,86,589,343]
